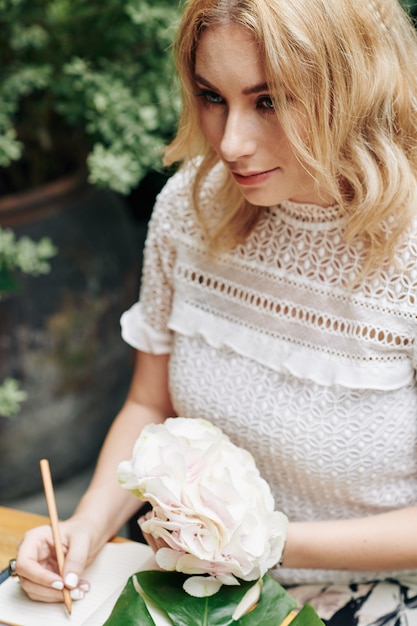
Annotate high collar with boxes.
[274,199,344,225]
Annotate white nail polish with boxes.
[51,581,64,590]
[70,588,85,601]
[79,582,90,592]
[65,572,79,588]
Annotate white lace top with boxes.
[121,163,417,585]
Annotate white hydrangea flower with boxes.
[118,417,288,597]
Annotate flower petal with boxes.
[216,573,240,586]
[183,576,223,597]
[232,578,263,620]
[155,547,182,571]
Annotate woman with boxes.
[15,0,417,623]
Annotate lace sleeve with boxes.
[120,169,189,353]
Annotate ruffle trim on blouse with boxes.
[120,303,171,354]
[120,301,416,389]
[167,302,415,391]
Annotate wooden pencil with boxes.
[39,458,72,616]
[280,610,299,626]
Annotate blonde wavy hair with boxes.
[164,0,417,269]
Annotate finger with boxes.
[16,525,64,589]
[19,575,88,603]
[143,531,158,552]
[19,575,68,603]
[61,530,92,589]
[138,512,168,553]
[16,524,92,594]
[141,529,167,553]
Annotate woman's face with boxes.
[194,23,331,207]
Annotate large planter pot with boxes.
[0,174,144,500]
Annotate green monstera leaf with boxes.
[104,571,324,626]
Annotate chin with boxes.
[239,188,287,207]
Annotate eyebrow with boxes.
[194,73,269,96]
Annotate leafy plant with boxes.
[104,571,325,626]
[0,227,56,417]
[0,0,181,196]
[0,377,28,419]
[0,227,56,293]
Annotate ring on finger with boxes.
[8,559,18,577]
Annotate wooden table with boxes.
[0,507,49,571]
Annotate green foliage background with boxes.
[0,229,56,416]
[0,0,182,196]
[401,0,417,15]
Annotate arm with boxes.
[71,349,175,551]
[16,349,174,602]
[283,506,417,572]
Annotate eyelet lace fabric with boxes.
[121,163,417,586]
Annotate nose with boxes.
[219,109,257,162]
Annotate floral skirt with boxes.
[287,579,417,625]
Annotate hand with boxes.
[15,518,95,603]
[138,510,169,554]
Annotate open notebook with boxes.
[0,541,171,626]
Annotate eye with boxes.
[256,95,275,112]
[195,89,225,106]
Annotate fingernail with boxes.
[70,588,85,600]
[65,572,79,588]
[52,581,64,590]
[80,582,90,592]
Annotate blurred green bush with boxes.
[0,0,181,196]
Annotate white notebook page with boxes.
[0,541,170,626]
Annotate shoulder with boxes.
[394,217,417,277]
[157,160,200,201]
[157,159,225,201]
[365,218,417,311]
[151,159,226,231]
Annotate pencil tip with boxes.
[65,599,72,616]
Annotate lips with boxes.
[231,167,281,186]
